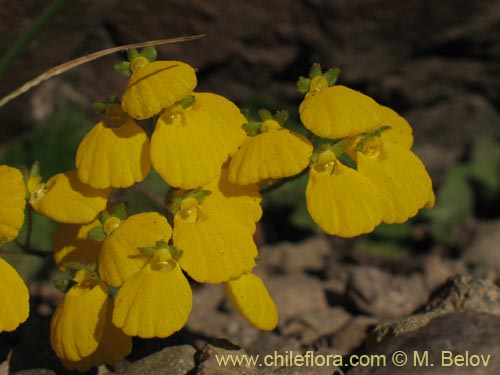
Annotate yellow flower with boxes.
[225,273,278,331]
[150,92,247,189]
[306,150,383,237]
[0,165,26,244]
[98,212,172,287]
[50,270,109,362]
[121,59,197,120]
[113,249,192,338]
[201,168,262,232]
[173,196,258,283]
[76,104,151,189]
[0,258,29,332]
[299,84,382,139]
[379,105,413,149]
[356,138,433,223]
[228,119,313,185]
[60,300,132,372]
[52,220,101,271]
[29,170,111,224]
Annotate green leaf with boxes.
[426,166,474,245]
[468,136,500,192]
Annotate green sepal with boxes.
[92,101,108,114]
[114,61,131,77]
[140,45,157,62]
[127,48,140,62]
[274,110,289,126]
[297,77,311,94]
[243,121,261,137]
[356,125,392,152]
[166,189,212,215]
[29,161,40,180]
[324,67,341,86]
[309,63,322,79]
[179,95,196,109]
[53,279,74,293]
[99,210,111,224]
[0,235,6,244]
[167,245,183,262]
[88,225,106,242]
[258,109,273,121]
[240,108,251,120]
[138,245,157,257]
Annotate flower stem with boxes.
[0,0,71,80]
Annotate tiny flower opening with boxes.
[178,197,201,222]
[103,217,122,236]
[103,104,128,128]
[313,150,337,176]
[152,249,176,271]
[360,137,383,158]
[130,56,149,73]
[309,75,329,93]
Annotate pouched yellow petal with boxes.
[113,258,192,338]
[53,220,101,271]
[50,278,108,362]
[174,211,257,283]
[299,85,382,139]
[225,273,278,331]
[228,129,313,185]
[306,156,383,237]
[61,299,132,372]
[76,112,151,189]
[357,141,433,224]
[151,92,246,189]
[379,105,413,149]
[99,212,172,287]
[122,60,197,120]
[0,258,29,332]
[0,165,26,244]
[30,170,110,224]
[202,168,262,232]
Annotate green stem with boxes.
[0,0,70,80]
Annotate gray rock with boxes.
[195,340,259,375]
[346,266,428,319]
[371,275,500,345]
[463,220,500,277]
[123,345,196,375]
[349,312,500,375]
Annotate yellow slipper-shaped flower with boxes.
[99,212,172,287]
[306,150,383,237]
[60,299,132,372]
[379,105,413,149]
[151,92,247,189]
[0,258,29,332]
[173,197,258,283]
[299,84,382,139]
[29,170,111,224]
[53,220,101,271]
[76,104,151,189]
[0,165,26,244]
[113,249,192,338]
[225,273,278,331]
[50,270,108,362]
[122,59,197,120]
[357,139,433,224]
[228,120,313,185]
[201,168,262,232]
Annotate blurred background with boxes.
[1,0,500,373]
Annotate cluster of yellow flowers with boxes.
[0,49,433,371]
